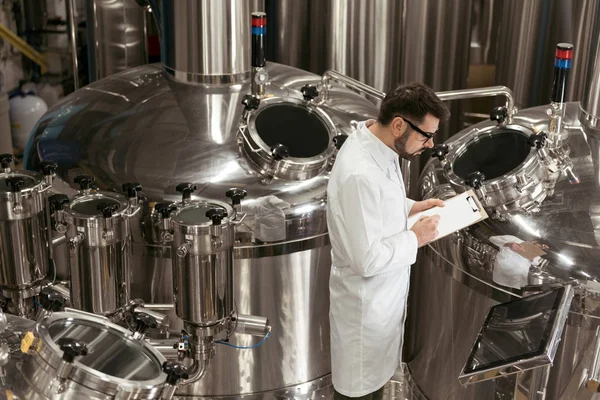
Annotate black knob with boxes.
[96,202,120,218]
[528,132,547,149]
[242,95,260,111]
[122,182,142,199]
[431,143,449,160]
[0,154,14,169]
[465,171,486,189]
[333,134,349,150]
[301,84,319,101]
[38,161,58,176]
[39,288,66,312]
[133,312,158,335]
[271,144,289,161]
[74,175,95,191]
[226,188,247,205]
[162,361,190,386]
[490,106,508,124]
[49,194,70,212]
[206,208,227,225]
[6,177,25,192]
[154,202,177,219]
[175,183,197,201]
[57,338,88,363]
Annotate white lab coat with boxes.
[327,120,418,397]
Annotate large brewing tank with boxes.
[405,43,600,400]
[494,0,599,108]
[23,0,378,396]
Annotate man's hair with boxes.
[377,82,451,125]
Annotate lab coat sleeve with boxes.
[406,198,416,215]
[337,174,419,277]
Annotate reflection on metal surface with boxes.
[460,286,574,386]
[86,0,148,82]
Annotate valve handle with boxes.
[301,84,319,101]
[175,183,197,201]
[226,188,247,205]
[271,144,289,161]
[431,144,449,160]
[122,182,142,198]
[242,95,260,111]
[206,208,227,225]
[0,154,14,169]
[57,338,88,363]
[74,175,95,191]
[155,202,177,219]
[162,361,190,386]
[96,202,120,218]
[465,171,485,190]
[333,134,349,150]
[6,177,25,193]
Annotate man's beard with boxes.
[394,132,423,161]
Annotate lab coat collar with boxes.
[356,119,399,173]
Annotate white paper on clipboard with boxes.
[407,189,488,244]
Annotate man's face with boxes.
[392,114,439,160]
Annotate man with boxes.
[327,82,450,399]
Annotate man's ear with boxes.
[391,117,406,139]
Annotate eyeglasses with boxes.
[402,117,436,143]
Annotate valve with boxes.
[155,202,177,219]
[38,161,58,177]
[49,194,70,212]
[57,338,88,363]
[132,312,158,340]
[6,177,25,192]
[175,183,197,202]
[122,182,142,199]
[528,132,548,149]
[74,175,95,191]
[96,202,120,218]
[431,143,449,161]
[271,144,289,161]
[490,106,508,125]
[301,84,319,101]
[39,288,66,313]
[206,208,227,225]
[162,361,190,385]
[226,188,247,206]
[242,95,260,111]
[0,154,14,170]
[333,134,349,150]
[465,171,485,189]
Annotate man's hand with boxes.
[409,198,445,217]
[410,215,440,247]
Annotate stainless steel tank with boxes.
[10,309,189,399]
[24,0,378,396]
[51,176,140,316]
[0,155,58,317]
[494,0,600,108]
[406,40,600,399]
[86,0,148,82]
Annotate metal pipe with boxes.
[435,86,516,123]
[320,69,386,102]
[180,360,208,386]
[66,0,80,90]
[586,326,600,392]
[51,233,67,247]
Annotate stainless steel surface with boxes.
[169,200,234,329]
[61,191,134,315]
[16,310,168,399]
[24,59,377,394]
[66,0,80,89]
[494,0,600,108]
[327,0,403,92]
[0,169,50,307]
[436,86,516,123]
[86,0,148,82]
[406,101,600,400]
[459,286,574,386]
[265,0,329,75]
[161,0,264,83]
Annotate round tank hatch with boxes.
[172,203,229,226]
[0,172,41,193]
[241,96,337,181]
[452,129,531,180]
[255,104,330,158]
[67,194,128,219]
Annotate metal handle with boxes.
[320,69,385,102]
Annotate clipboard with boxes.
[407,189,488,245]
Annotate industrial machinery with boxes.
[406,40,600,399]
[23,0,379,397]
[0,154,61,318]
